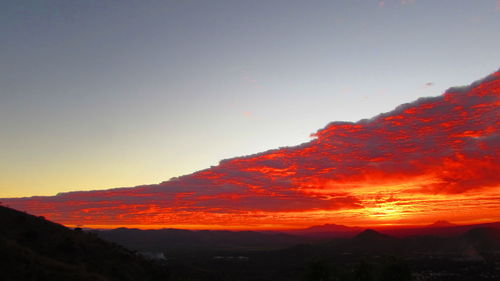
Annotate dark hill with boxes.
[284,223,362,238]
[353,229,393,241]
[460,227,500,251]
[343,229,401,253]
[382,221,500,237]
[93,227,306,253]
[0,205,169,281]
[426,220,457,228]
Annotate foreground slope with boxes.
[0,205,169,281]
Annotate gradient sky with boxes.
[3,69,499,229]
[1,0,500,198]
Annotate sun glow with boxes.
[364,203,406,220]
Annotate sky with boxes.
[0,0,499,204]
[3,69,499,229]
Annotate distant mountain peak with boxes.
[427,220,457,228]
[304,223,352,231]
[282,223,361,238]
[354,229,388,240]
[359,229,379,234]
[349,229,398,251]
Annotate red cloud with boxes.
[3,69,500,229]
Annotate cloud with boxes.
[2,69,499,229]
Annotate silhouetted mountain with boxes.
[341,229,402,253]
[376,221,500,237]
[353,229,391,241]
[93,227,308,253]
[285,223,362,238]
[460,227,500,251]
[282,221,500,239]
[0,206,169,281]
[90,222,500,258]
[427,220,457,228]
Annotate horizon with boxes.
[3,202,498,232]
[62,219,500,232]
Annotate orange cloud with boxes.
[2,69,499,230]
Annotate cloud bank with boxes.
[3,69,499,229]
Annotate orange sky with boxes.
[2,70,499,230]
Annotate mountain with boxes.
[282,221,500,239]
[0,205,169,281]
[460,227,500,251]
[427,220,457,228]
[342,229,402,253]
[381,221,500,237]
[353,229,394,241]
[93,227,308,253]
[284,223,362,238]
[303,227,500,259]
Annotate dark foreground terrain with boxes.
[0,206,169,281]
[2,205,500,281]
[94,227,500,281]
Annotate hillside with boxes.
[0,205,169,281]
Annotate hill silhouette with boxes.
[353,229,391,240]
[461,227,500,251]
[0,205,169,281]
[334,229,402,254]
[284,223,362,238]
[427,220,457,228]
[280,220,500,239]
[93,227,306,253]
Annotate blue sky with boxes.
[1,0,499,197]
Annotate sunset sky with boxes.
[1,1,499,229]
